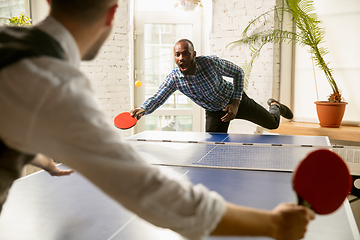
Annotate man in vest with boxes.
[0,1,314,239]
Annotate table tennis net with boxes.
[126,141,357,175]
[332,147,360,176]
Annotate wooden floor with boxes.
[348,194,360,232]
[24,165,41,176]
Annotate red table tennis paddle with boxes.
[114,112,137,129]
[293,149,352,215]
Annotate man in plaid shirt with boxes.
[131,39,293,133]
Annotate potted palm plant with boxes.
[228,0,347,127]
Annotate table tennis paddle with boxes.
[114,112,137,129]
[293,149,352,215]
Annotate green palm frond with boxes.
[229,29,302,47]
[228,0,340,101]
[240,7,279,36]
[240,42,266,90]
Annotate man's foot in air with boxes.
[267,98,293,119]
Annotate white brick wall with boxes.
[0,0,27,25]
[81,0,279,136]
[80,0,133,138]
[210,0,278,133]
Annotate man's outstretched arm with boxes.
[211,202,315,240]
[30,153,74,176]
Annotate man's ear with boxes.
[106,4,118,26]
[193,51,197,58]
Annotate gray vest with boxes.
[0,26,66,208]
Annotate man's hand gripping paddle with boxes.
[114,112,137,130]
[293,149,352,214]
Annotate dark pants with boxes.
[205,92,281,133]
[0,142,34,213]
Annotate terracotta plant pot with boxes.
[314,101,348,128]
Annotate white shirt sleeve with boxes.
[0,58,226,239]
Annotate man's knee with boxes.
[266,121,280,130]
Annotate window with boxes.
[282,0,360,126]
[134,0,203,132]
[0,0,29,25]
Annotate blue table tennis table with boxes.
[0,131,358,240]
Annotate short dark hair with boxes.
[50,0,117,24]
[176,39,194,52]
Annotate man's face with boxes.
[174,41,196,75]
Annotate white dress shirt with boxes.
[0,17,226,239]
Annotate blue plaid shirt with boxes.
[140,55,244,114]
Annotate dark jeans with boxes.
[0,142,34,213]
[205,92,281,133]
